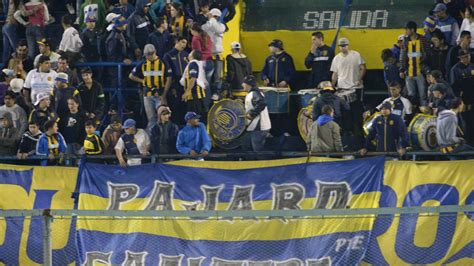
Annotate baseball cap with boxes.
[242,75,257,87]
[9,78,24,93]
[55,72,69,83]
[268,39,283,49]
[433,3,447,13]
[2,69,14,78]
[37,38,51,47]
[322,86,335,92]
[231,41,241,49]
[34,92,50,106]
[122,118,136,129]
[143,44,156,55]
[106,13,120,23]
[338,37,350,46]
[397,34,405,42]
[380,102,392,110]
[184,112,201,121]
[209,8,222,17]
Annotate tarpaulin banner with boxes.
[0,164,78,265]
[1,158,473,265]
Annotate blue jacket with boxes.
[147,30,172,59]
[163,48,189,81]
[261,51,295,86]
[106,29,129,61]
[365,114,408,152]
[176,123,212,155]
[436,16,459,46]
[36,133,67,166]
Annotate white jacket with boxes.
[202,18,225,55]
[59,27,83,53]
[245,89,271,131]
[180,59,208,89]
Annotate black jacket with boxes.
[77,81,106,120]
[312,92,350,123]
[304,45,334,88]
[18,131,41,155]
[150,121,179,154]
[226,54,252,91]
[127,0,151,51]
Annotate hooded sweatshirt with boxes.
[308,114,342,152]
[0,111,21,155]
[226,53,252,90]
[127,0,151,51]
[0,103,28,134]
[436,109,463,148]
[18,129,42,155]
[150,106,179,154]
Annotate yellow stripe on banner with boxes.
[77,192,379,241]
[76,215,375,242]
[166,157,341,169]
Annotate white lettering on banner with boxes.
[303,10,388,29]
[106,181,353,220]
[334,235,365,252]
[83,253,334,266]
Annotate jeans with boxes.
[2,23,18,64]
[211,59,224,94]
[143,95,161,132]
[243,130,269,152]
[406,75,427,106]
[26,26,44,58]
[2,0,8,16]
[203,60,214,107]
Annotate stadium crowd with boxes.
[0,0,473,165]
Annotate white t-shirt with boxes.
[59,27,83,53]
[24,69,58,102]
[114,129,150,165]
[330,50,365,89]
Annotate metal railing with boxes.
[0,205,472,266]
[0,151,473,166]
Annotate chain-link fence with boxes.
[1,206,472,265]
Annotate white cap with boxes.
[2,69,14,77]
[209,8,222,18]
[55,72,69,83]
[397,34,405,41]
[9,78,24,93]
[106,13,120,23]
[34,92,50,106]
[231,41,241,49]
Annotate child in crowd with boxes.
[17,121,42,159]
[84,120,104,155]
[36,120,67,166]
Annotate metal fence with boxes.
[0,205,472,265]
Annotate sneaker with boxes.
[283,132,291,137]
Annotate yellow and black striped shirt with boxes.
[133,58,171,96]
[84,133,104,155]
[407,39,422,77]
[185,61,205,100]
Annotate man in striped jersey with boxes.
[129,44,173,131]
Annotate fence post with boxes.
[42,209,52,266]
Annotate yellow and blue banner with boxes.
[0,158,473,265]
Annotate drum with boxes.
[336,88,357,103]
[297,105,314,142]
[260,87,291,113]
[408,114,438,151]
[298,89,320,108]
[232,90,248,102]
[363,112,380,146]
[208,99,247,150]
